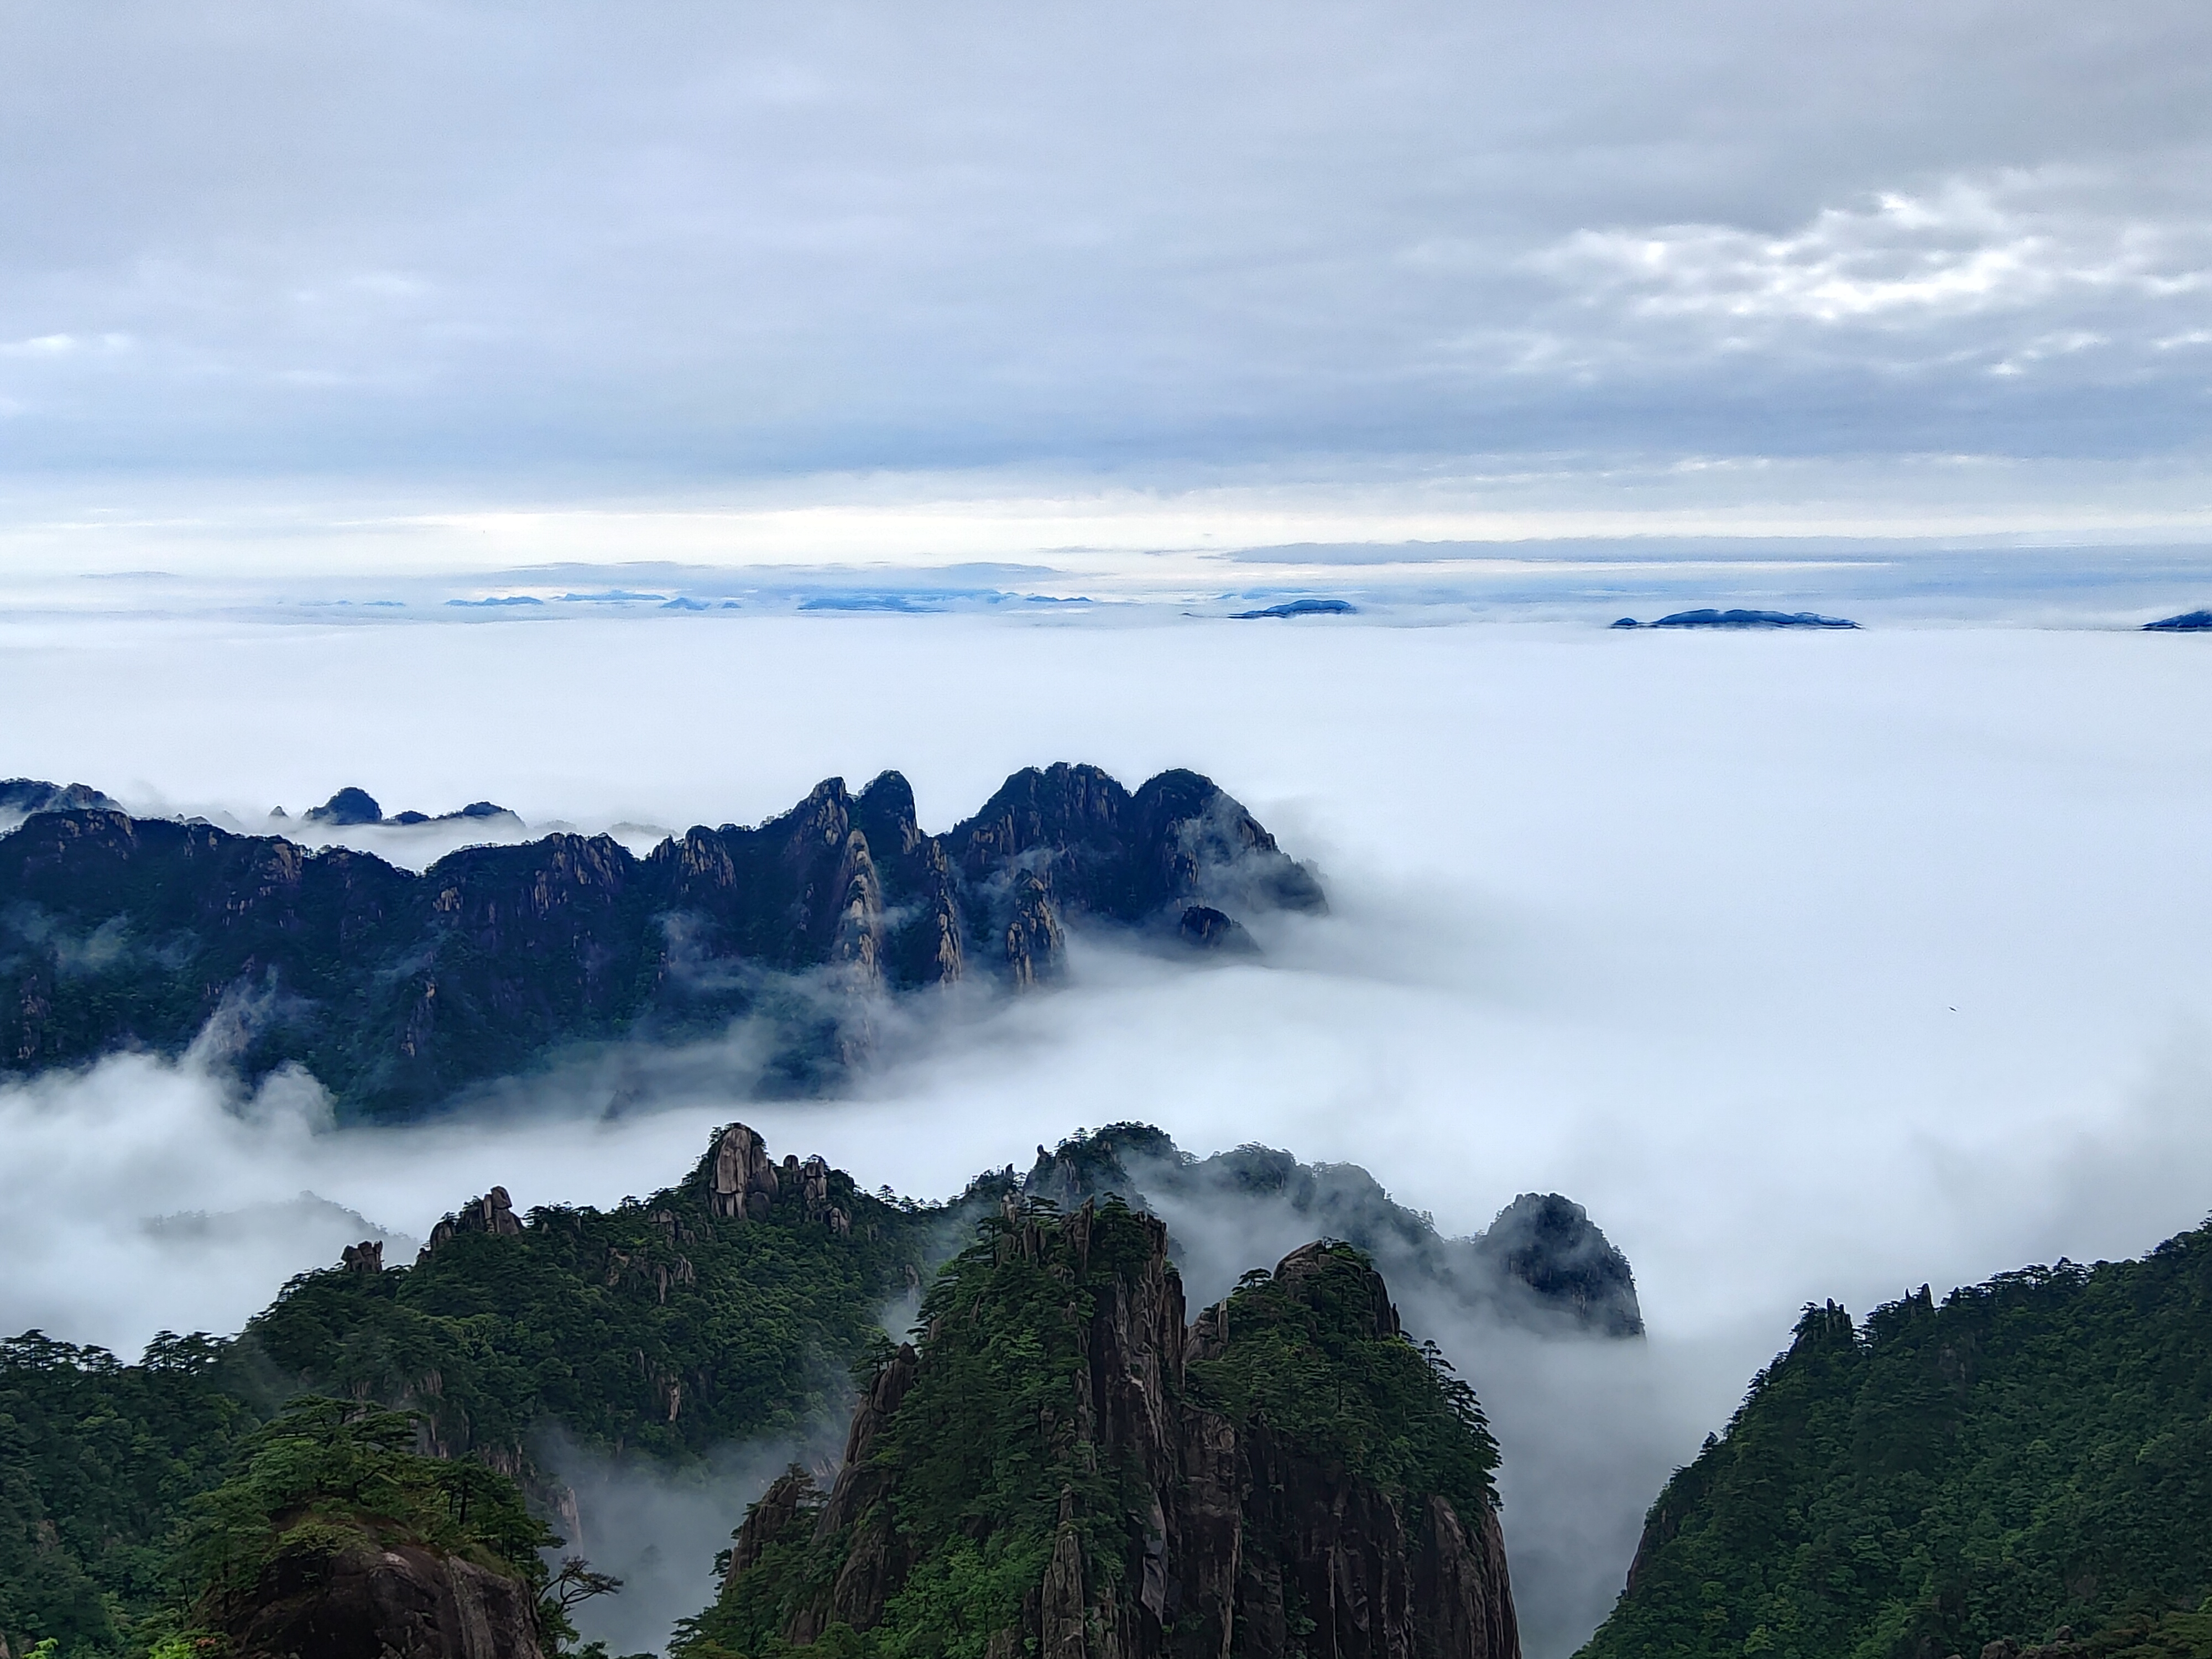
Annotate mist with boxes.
[536,1427,839,1658]
[6,613,2212,1655]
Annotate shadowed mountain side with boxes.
[1013,1125,1645,1337]
[676,1203,1518,1659]
[0,763,1322,1119]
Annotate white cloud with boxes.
[6,614,2212,1652]
[1535,174,2212,366]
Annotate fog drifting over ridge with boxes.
[5,614,2211,1339]
[6,613,2212,1653]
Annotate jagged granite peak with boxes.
[0,765,1319,1118]
[709,1121,783,1222]
[417,1185,525,1260]
[1017,1124,1644,1336]
[682,1202,1518,1659]
[341,1239,385,1273]
[948,762,1326,924]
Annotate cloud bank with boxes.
[6,614,2212,1653]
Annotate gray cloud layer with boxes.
[4,1,2210,507]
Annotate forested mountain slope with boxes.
[1577,1222,2212,1659]
[677,1202,1518,1659]
[2,1119,1618,1658]
[0,1123,943,1657]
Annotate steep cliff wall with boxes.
[680,1203,1518,1659]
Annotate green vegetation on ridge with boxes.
[676,1203,1501,1659]
[0,1125,952,1657]
[0,1333,259,1656]
[1577,1222,2212,1659]
[165,1398,559,1650]
[243,1153,937,1464]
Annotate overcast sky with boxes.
[5,0,2212,567]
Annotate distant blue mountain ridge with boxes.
[1231,597,1358,619]
[1611,608,1860,629]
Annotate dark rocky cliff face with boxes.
[680,1204,1519,1659]
[0,763,1321,1118]
[217,1541,546,1659]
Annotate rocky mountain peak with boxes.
[0,763,1322,1117]
[1016,1123,1644,1336]
[305,785,384,825]
[708,1122,780,1220]
[853,769,925,856]
[690,1202,1519,1659]
[417,1185,524,1260]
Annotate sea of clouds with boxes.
[4,611,2212,1654]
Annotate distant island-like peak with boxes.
[1231,596,1358,619]
[1613,608,1860,629]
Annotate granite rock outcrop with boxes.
[218,1541,545,1659]
[690,1204,1519,1659]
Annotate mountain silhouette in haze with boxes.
[0,764,1323,1118]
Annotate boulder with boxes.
[709,1123,780,1221]
[1177,903,1258,953]
[223,1540,543,1659]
